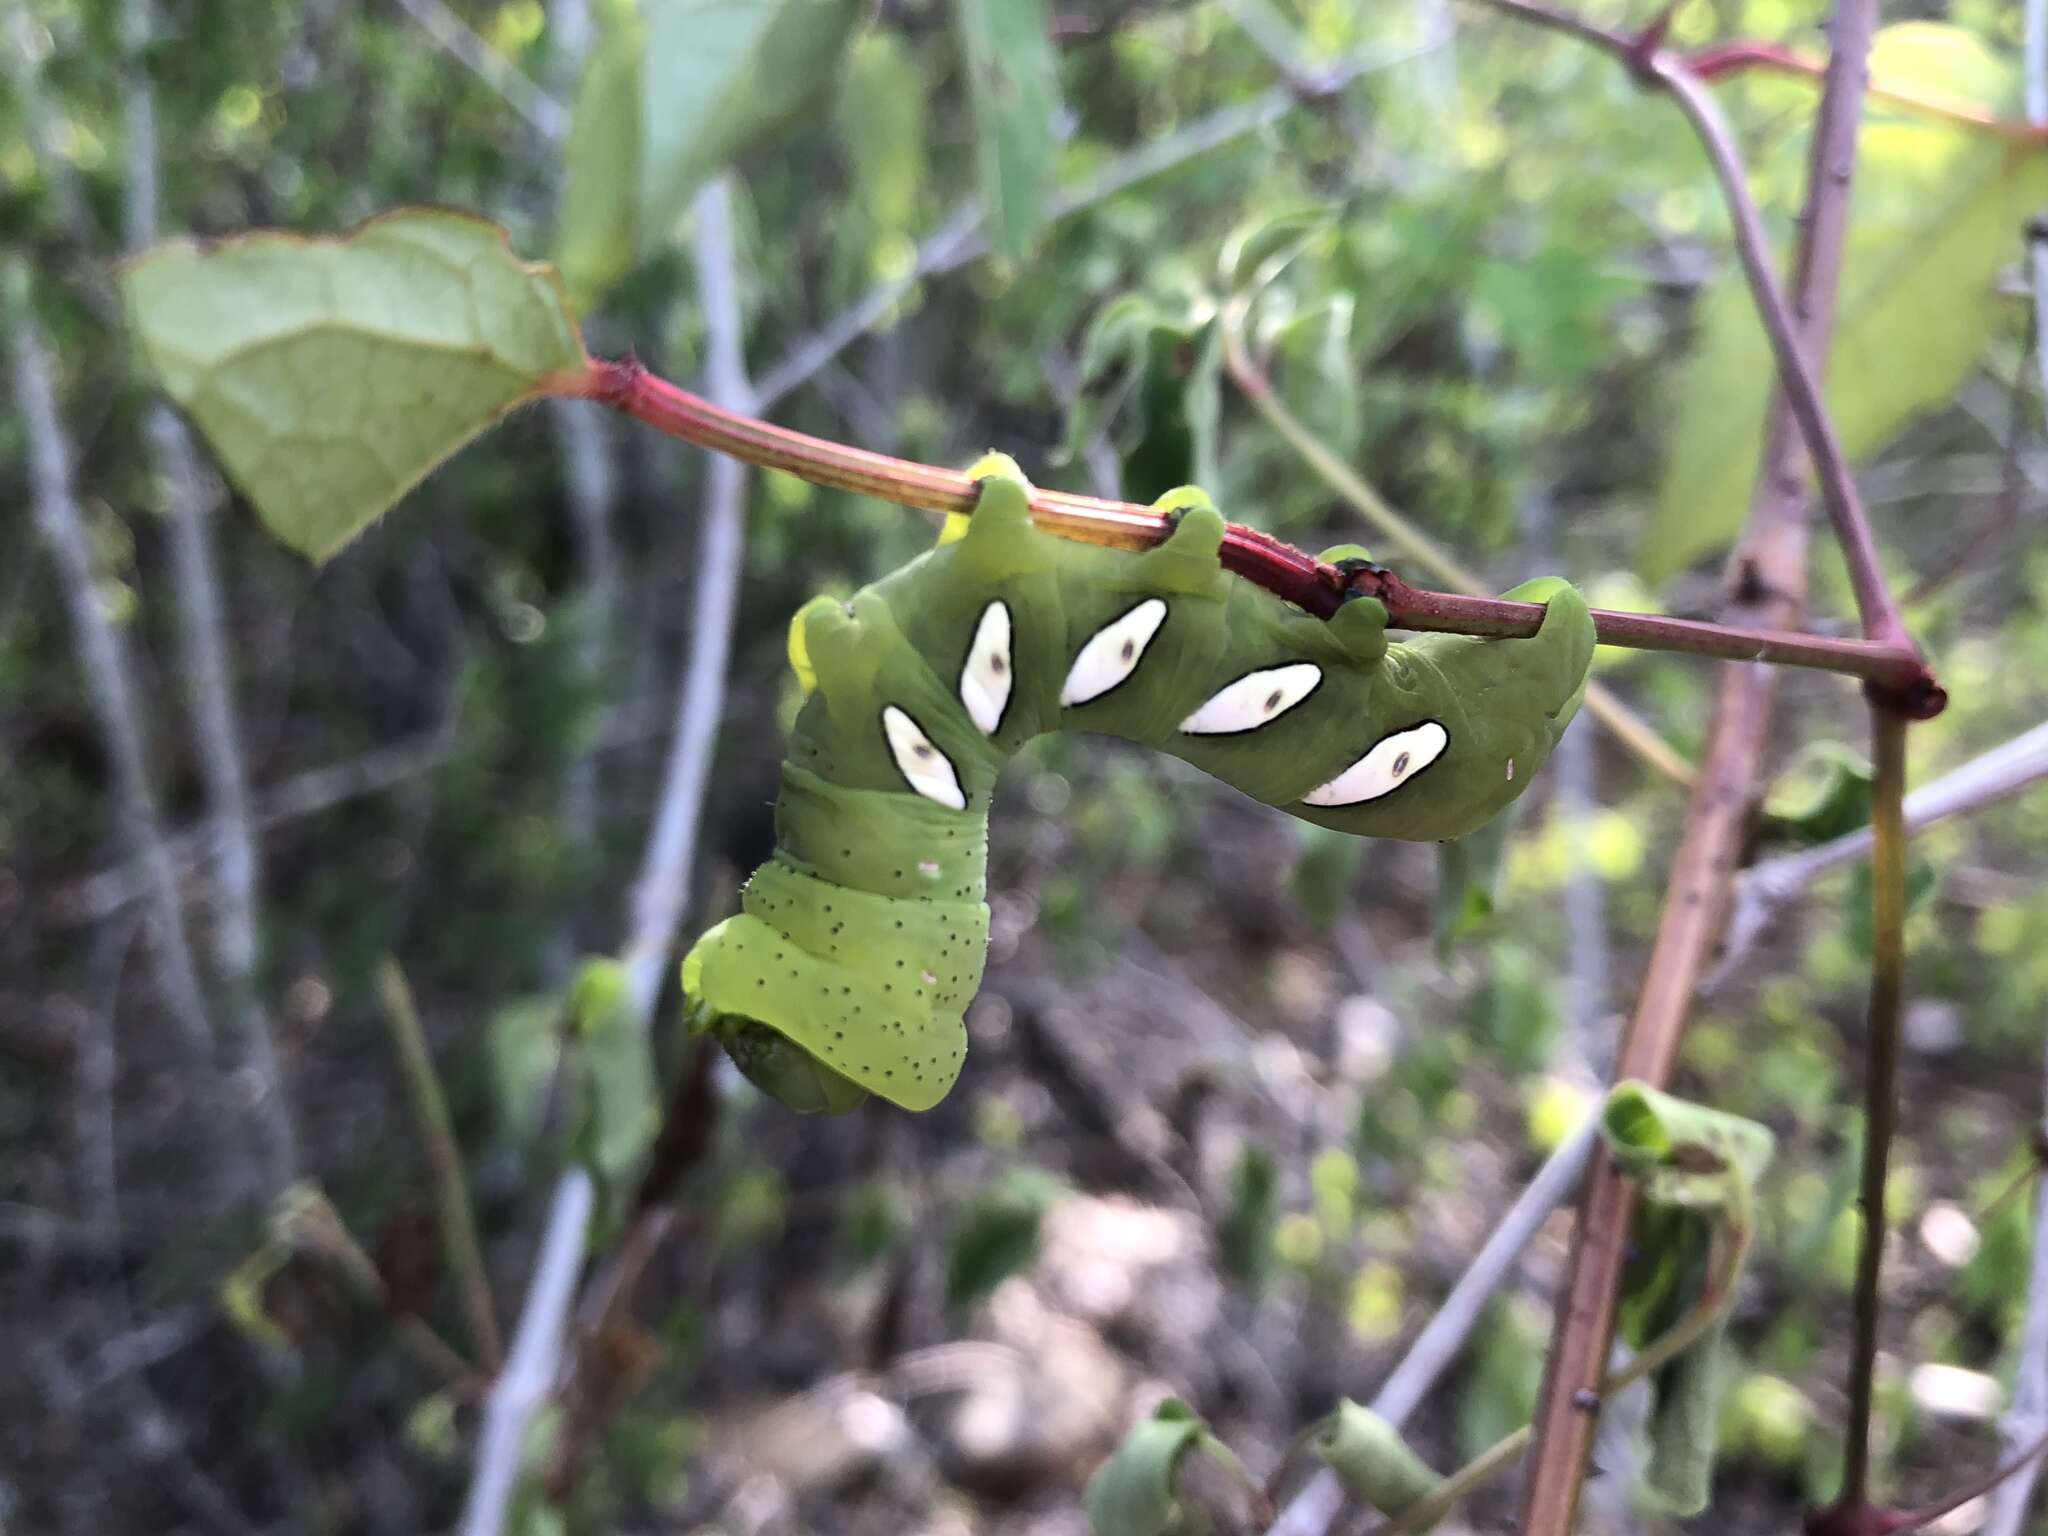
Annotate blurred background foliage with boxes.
[5,0,2048,1531]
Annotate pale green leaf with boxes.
[1603,1082,1775,1514]
[1433,795,1521,955]
[945,1167,1064,1308]
[122,208,587,561]
[834,31,928,281]
[567,957,659,1195]
[555,0,645,310]
[1601,1079,1774,1211]
[1645,22,2046,579]
[1085,1400,1206,1536]
[490,992,566,1147]
[955,0,1064,263]
[638,0,863,247]
[1314,1401,1445,1531]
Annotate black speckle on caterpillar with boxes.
[684,457,1594,1112]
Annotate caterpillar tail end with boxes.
[682,922,870,1115]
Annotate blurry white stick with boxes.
[1267,1116,1600,1536]
[1714,720,2048,992]
[458,177,754,1535]
[1983,14,2048,1528]
[459,1170,594,1536]
[7,257,236,1197]
[392,0,567,143]
[126,0,296,1193]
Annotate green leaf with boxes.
[1059,294,1221,500]
[122,209,587,561]
[1645,22,2048,579]
[555,0,645,310]
[489,992,567,1148]
[1603,1082,1775,1516]
[1433,803,1521,955]
[945,1166,1064,1308]
[1457,1298,1546,1463]
[1760,742,1875,848]
[1084,1400,1207,1536]
[1217,1142,1279,1289]
[1601,1080,1774,1211]
[955,0,1064,263]
[1472,941,1560,1076]
[561,962,655,1228]
[566,957,659,1202]
[834,32,928,284]
[1218,202,1338,292]
[1291,821,1367,926]
[1314,1401,1445,1531]
[638,0,863,246]
[1269,295,1361,468]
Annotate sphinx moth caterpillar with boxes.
[683,457,1595,1113]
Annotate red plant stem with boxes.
[555,358,1940,706]
[1687,40,2048,140]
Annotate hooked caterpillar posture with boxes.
[683,457,1596,1113]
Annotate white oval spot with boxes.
[959,600,1014,735]
[1179,662,1323,735]
[1300,721,1449,807]
[1061,599,1167,706]
[881,705,967,810]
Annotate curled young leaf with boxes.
[1314,1400,1446,1530]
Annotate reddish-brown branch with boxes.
[1500,0,1887,1529]
[1475,0,1921,680]
[1687,40,2048,141]
[554,358,1940,703]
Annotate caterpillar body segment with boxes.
[684,459,1595,1111]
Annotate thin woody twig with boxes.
[461,177,756,1533]
[375,959,503,1375]
[1685,40,2048,141]
[1982,1068,2048,1536]
[1835,712,1909,1512]
[7,255,240,1203]
[1502,2,1882,1528]
[563,357,1941,704]
[458,1170,593,1536]
[66,727,458,919]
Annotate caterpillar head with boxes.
[692,1001,870,1115]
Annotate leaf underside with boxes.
[123,208,587,561]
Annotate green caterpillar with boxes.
[683,458,1595,1113]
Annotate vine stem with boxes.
[374,959,503,1374]
[552,357,1940,704]
[1475,0,1925,677]
[1834,710,1910,1516]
